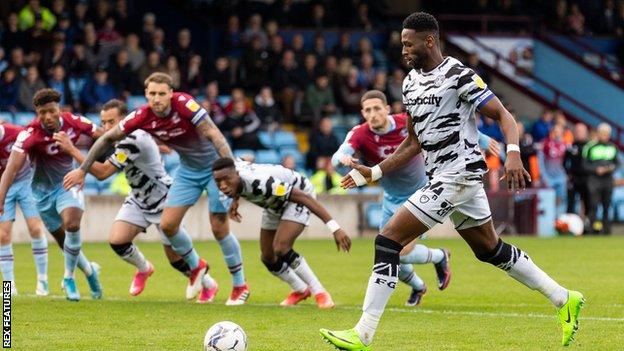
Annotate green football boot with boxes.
[319,328,371,351]
[558,290,585,346]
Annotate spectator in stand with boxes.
[273,50,303,121]
[50,0,67,18]
[467,52,491,84]
[172,28,195,68]
[19,0,56,31]
[241,35,270,92]
[385,31,403,70]
[243,14,268,49]
[182,55,204,96]
[148,28,168,59]
[518,121,541,187]
[124,33,146,71]
[224,87,252,115]
[2,13,27,53]
[310,156,346,194]
[67,43,92,79]
[113,0,132,35]
[350,3,373,31]
[357,53,376,88]
[140,12,157,49]
[306,116,339,170]
[208,56,234,95]
[567,3,586,35]
[222,15,244,59]
[301,54,320,88]
[370,71,388,96]
[356,37,386,70]
[309,3,332,28]
[265,20,279,40]
[273,0,301,27]
[71,1,89,36]
[312,35,328,62]
[138,51,165,85]
[26,14,53,55]
[554,110,574,145]
[254,86,283,131]
[97,17,123,46]
[80,66,117,112]
[267,35,285,72]
[339,67,365,114]
[201,81,226,126]
[42,39,71,76]
[9,48,27,77]
[55,12,76,46]
[542,124,568,216]
[290,33,306,63]
[93,0,111,29]
[531,109,554,142]
[83,23,104,68]
[18,66,46,111]
[306,72,337,121]
[324,55,340,97]
[583,123,619,234]
[564,123,590,214]
[333,32,353,59]
[387,68,405,103]
[598,0,618,34]
[108,49,135,99]
[0,68,20,112]
[47,65,73,108]
[165,56,181,89]
[221,100,264,151]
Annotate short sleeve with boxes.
[76,115,97,137]
[344,125,362,150]
[456,68,495,109]
[174,93,209,126]
[118,110,142,134]
[108,137,141,169]
[11,129,35,154]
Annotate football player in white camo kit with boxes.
[320,12,584,350]
[55,99,201,298]
[212,157,351,309]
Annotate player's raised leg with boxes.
[259,228,309,306]
[160,205,211,300]
[321,206,425,349]
[457,219,584,346]
[274,220,334,309]
[109,220,154,296]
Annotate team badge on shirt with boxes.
[185,99,200,112]
[274,184,287,197]
[473,75,486,89]
[115,151,128,164]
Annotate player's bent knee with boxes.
[272,243,294,259]
[160,221,179,237]
[110,242,132,256]
[64,222,81,232]
[262,257,283,272]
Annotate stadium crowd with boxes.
[0,0,622,234]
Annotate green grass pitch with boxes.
[10,235,624,350]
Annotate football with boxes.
[204,321,248,351]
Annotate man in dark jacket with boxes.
[564,123,589,214]
[221,100,265,151]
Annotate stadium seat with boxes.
[127,96,147,110]
[14,112,35,126]
[85,113,101,126]
[365,202,383,229]
[255,149,281,165]
[258,131,273,149]
[0,112,13,124]
[234,149,255,160]
[273,131,298,149]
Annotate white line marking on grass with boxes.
[17,295,624,322]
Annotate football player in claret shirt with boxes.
[212,157,351,308]
[64,73,249,305]
[0,89,102,301]
[0,122,48,296]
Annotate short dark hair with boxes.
[33,88,62,107]
[361,90,388,105]
[402,12,439,37]
[212,157,235,171]
[102,99,128,116]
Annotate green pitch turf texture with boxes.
[11,236,624,350]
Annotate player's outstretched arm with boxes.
[0,151,27,215]
[54,131,117,180]
[63,125,126,189]
[288,188,351,252]
[195,118,234,159]
[479,96,530,191]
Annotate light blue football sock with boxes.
[399,263,425,290]
[0,244,14,282]
[77,251,93,276]
[168,227,199,270]
[218,233,245,286]
[63,230,81,278]
[400,244,444,264]
[31,237,48,280]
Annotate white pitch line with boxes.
[16,294,624,322]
